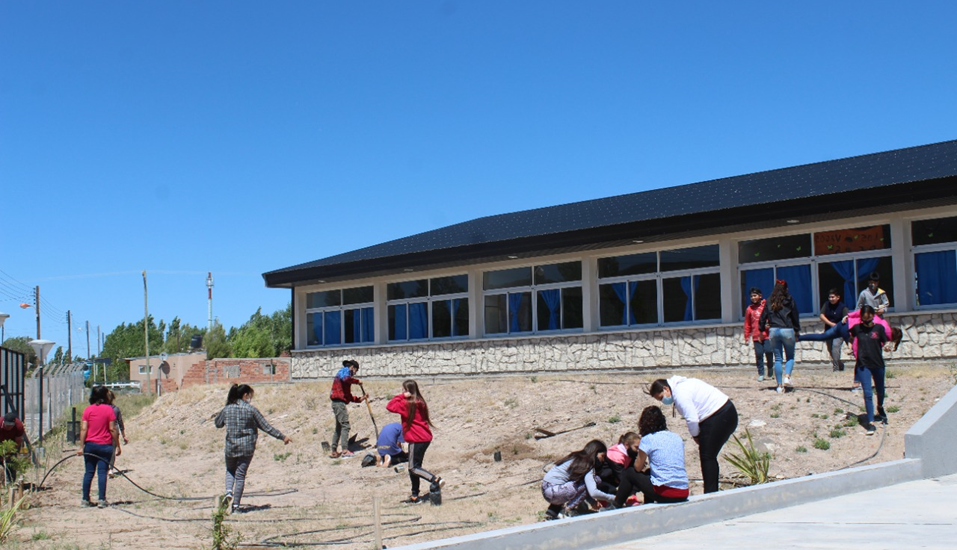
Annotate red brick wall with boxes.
[177,358,290,390]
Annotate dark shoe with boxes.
[81,499,95,508]
[402,495,428,505]
[865,424,877,436]
[875,407,888,424]
[231,505,245,514]
[429,477,445,494]
[544,508,563,520]
[97,500,110,508]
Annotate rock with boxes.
[749,419,766,428]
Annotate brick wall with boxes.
[161,357,290,391]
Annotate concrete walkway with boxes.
[596,474,957,550]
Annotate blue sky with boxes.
[1,1,955,355]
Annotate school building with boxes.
[264,139,957,378]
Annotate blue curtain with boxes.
[393,304,407,340]
[777,264,812,315]
[827,260,857,310]
[352,308,361,342]
[743,268,774,312]
[610,282,628,325]
[311,313,323,346]
[855,257,880,301]
[679,276,693,321]
[539,289,561,330]
[409,302,428,339]
[508,293,525,333]
[361,307,374,342]
[451,299,462,336]
[628,281,638,324]
[324,311,341,345]
[916,250,957,306]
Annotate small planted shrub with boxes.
[813,438,830,451]
[887,406,900,413]
[723,429,771,485]
[795,446,808,453]
[608,415,621,424]
[829,429,846,439]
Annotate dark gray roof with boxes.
[265,139,957,287]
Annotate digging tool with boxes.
[533,421,597,440]
[360,384,379,439]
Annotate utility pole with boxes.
[143,271,151,394]
[35,286,41,339]
[67,310,72,363]
[206,272,214,332]
[86,320,91,360]
[97,324,103,382]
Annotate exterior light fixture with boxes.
[403,268,415,272]
[507,255,519,259]
[633,240,644,244]
[786,219,800,224]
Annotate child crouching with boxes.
[541,439,615,520]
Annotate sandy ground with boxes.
[7,361,955,550]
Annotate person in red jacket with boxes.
[744,287,773,382]
[329,360,366,459]
[386,380,444,505]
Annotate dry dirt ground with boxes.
[8,362,956,550]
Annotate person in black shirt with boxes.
[799,288,850,372]
[848,305,888,435]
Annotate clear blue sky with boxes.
[1,1,955,356]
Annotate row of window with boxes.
[303,216,957,347]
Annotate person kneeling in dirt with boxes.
[596,431,640,494]
[329,359,366,459]
[376,422,408,468]
[614,406,689,508]
[541,439,615,520]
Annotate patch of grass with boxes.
[32,530,52,541]
[503,398,518,409]
[834,408,844,414]
[0,496,25,543]
[821,414,829,420]
[273,452,292,462]
[312,427,318,435]
[886,370,897,379]
[811,413,820,419]
[829,429,846,439]
[771,403,782,411]
[770,413,780,419]
[844,418,859,428]
[796,446,807,453]
[113,392,158,420]
[813,438,830,451]
[886,406,900,413]
[608,415,621,424]
[530,376,538,383]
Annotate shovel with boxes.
[360,384,380,440]
[533,422,597,440]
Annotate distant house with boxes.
[264,140,957,378]
[126,352,206,391]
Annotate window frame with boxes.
[304,287,375,348]
[911,215,957,310]
[482,262,584,336]
[387,275,470,342]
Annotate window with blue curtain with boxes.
[409,302,428,340]
[361,307,374,342]
[776,264,812,315]
[307,312,323,346]
[390,304,407,340]
[741,268,774,313]
[537,289,562,331]
[916,250,957,306]
[324,311,341,346]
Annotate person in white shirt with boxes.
[649,376,738,494]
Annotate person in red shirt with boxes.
[329,360,366,459]
[386,380,444,505]
[744,287,773,382]
[76,386,120,507]
[1,411,26,483]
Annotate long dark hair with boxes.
[89,385,109,405]
[556,439,607,482]
[226,384,254,405]
[769,280,790,312]
[401,380,434,430]
[638,406,668,436]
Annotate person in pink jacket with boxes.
[387,380,444,505]
[743,287,773,382]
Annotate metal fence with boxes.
[1,346,26,421]
[22,362,87,441]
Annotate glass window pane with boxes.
[361,307,374,343]
[344,309,358,344]
[484,267,532,290]
[534,262,582,285]
[388,304,407,341]
[598,252,657,278]
[599,283,627,327]
[738,234,811,264]
[388,279,428,300]
[453,298,469,336]
[511,292,533,332]
[694,273,721,321]
[343,286,373,305]
[323,311,341,345]
[740,268,774,314]
[817,261,855,312]
[915,250,957,306]
[854,257,894,309]
[307,312,322,346]
[537,289,562,331]
[561,286,583,329]
[430,274,468,296]
[307,290,340,308]
[814,225,891,256]
[912,216,957,247]
[776,264,813,316]
[408,302,428,340]
[660,245,719,271]
[484,294,507,334]
[662,277,691,323]
[631,279,658,325]
[432,300,452,338]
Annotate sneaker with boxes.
[544,508,563,521]
[757,375,765,382]
[851,385,861,394]
[329,451,341,459]
[232,505,245,514]
[223,493,234,514]
[402,495,428,505]
[81,499,95,508]
[97,500,110,508]
[340,451,356,458]
[429,477,445,493]
[865,424,876,436]
[625,495,641,507]
[875,408,888,424]
[783,375,791,386]
[776,386,784,394]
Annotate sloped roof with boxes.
[265,139,957,287]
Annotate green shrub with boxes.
[608,415,621,424]
[813,438,830,451]
[886,406,900,413]
[723,429,771,485]
[795,446,808,453]
[829,429,846,439]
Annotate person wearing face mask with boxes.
[857,272,889,315]
[214,384,292,514]
[849,305,890,435]
[649,376,737,494]
[614,406,688,507]
[597,431,640,494]
[743,287,773,382]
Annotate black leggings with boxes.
[408,441,437,496]
[614,468,688,507]
[698,400,738,494]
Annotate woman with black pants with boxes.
[649,376,738,494]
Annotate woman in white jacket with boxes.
[649,376,738,494]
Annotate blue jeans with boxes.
[857,364,886,424]
[799,322,849,343]
[82,442,114,502]
[769,328,796,386]
[752,340,774,376]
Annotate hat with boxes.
[2,412,16,425]
[342,360,359,369]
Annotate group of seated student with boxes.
[540,406,689,519]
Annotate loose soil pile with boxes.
[10,362,955,549]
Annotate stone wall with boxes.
[290,311,957,379]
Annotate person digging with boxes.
[329,359,366,458]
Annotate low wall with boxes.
[160,357,291,392]
[291,311,957,378]
[393,383,957,550]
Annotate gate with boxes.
[0,346,26,419]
